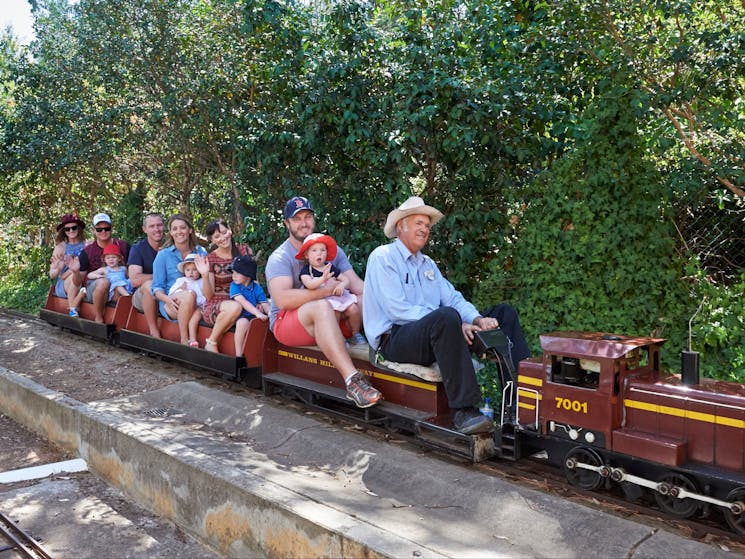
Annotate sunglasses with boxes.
[63,225,79,232]
[95,226,112,232]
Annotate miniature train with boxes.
[39,287,745,536]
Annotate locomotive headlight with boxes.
[584,431,596,444]
[569,429,579,440]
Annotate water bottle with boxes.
[479,398,494,420]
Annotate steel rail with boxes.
[0,511,53,559]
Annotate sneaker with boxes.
[452,407,494,435]
[345,372,382,408]
[347,333,368,346]
[68,308,78,317]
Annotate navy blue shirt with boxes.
[127,238,158,275]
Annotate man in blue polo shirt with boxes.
[127,213,165,337]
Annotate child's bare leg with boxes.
[65,276,83,311]
[175,291,196,345]
[343,303,362,335]
[234,317,249,356]
[188,310,202,346]
[116,286,131,297]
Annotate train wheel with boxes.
[653,473,699,518]
[563,447,604,491]
[724,487,745,536]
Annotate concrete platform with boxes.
[0,366,740,558]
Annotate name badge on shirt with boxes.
[424,270,435,281]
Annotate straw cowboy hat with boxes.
[383,196,444,239]
[295,233,338,261]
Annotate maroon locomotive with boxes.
[506,331,745,534]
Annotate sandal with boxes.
[188,340,199,348]
[204,338,219,352]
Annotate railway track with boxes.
[0,511,53,559]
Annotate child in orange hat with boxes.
[295,233,366,346]
[86,243,132,300]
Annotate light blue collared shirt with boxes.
[151,244,207,296]
[363,238,480,350]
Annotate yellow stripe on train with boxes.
[277,348,437,392]
[363,369,437,392]
[518,375,543,387]
[624,399,745,429]
[517,388,542,400]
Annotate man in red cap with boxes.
[265,196,381,408]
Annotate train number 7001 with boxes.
[555,397,588,414]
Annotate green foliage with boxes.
[689,269,745,381]
[474,85,690,368]
[0,0,742,380]
[0,244,50,313]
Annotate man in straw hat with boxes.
[364,196,530,434]
[266,196,382,408]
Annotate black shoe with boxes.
[452,407,494,435]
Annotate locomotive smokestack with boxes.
[681,299,705,386]
[681,350,699,385]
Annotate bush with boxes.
[0,245,52,314]
[474,86,691,378]
[690,270,745,381]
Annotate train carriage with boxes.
[40,284,497,461]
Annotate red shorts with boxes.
[273,308,352,346]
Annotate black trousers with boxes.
[381,304,531,410]
[381,307,481,409]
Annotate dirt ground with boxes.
[0,308,199,475]
[0,309,191,402]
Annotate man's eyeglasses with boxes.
[95,226,112,232]
[63,225,79,232]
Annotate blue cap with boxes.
[283,196,314,219]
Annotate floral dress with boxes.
[202,244,251,326]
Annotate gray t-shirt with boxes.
[265,237,353,331]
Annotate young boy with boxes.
[229,255,270,355]
[169,253,207,347]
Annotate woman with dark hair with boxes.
[49,213,88,316]
[151,214,208,344]
[202,219,254,354]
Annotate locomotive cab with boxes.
[514,332,664,453]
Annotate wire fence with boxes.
[673,191,745,283]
